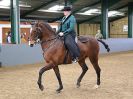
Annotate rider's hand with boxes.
[58,32,64,36]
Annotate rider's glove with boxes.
[58,32,64,37]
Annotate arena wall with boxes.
[0,38,133,67]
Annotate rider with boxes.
[58,6,80,63]
[95,30,103,39]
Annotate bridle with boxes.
[41,36,58,52]
[30,24,61,53]
[35,28,59,53]
[33,27,42,41]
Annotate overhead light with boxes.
[77,9,101,15]
[0,6,10,9]
[84,9,101,14]
[108,11,125,17]
[38,5,64,13]
[0,0,31,9]
[19,4,31,8]
[48,5,64,11]
[38,9,59,13]
[0,0,10,6]
[76,13,93,15]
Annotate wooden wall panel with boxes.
[79,24,100,36]
[20,28,30,43]
[0,21,10,24]
[78,17,128,38]
[2,28,10,43]
[2,28,30,44]
[110,17,128,38]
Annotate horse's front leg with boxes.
[53,66,63,93]
[37,63,53,91]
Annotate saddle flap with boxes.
[78,36,90,43]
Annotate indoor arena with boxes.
[0,0,133,99]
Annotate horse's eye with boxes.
[33,30,36,33]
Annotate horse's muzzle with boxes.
[30,44,34,47]
[29,41,34,47]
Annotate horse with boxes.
[29,22,110,93]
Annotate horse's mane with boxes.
[39,22,56,34]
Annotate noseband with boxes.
[34,27,42,40]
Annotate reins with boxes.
[40,35,59,53]
[41,36,57,44]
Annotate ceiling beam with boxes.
[78,15,101,24]
[109,4,128,22]
[0,15,56,21]
[110,14,127,22]
[0,15,9,18]
[73,1,101,14]
[113,4,128,10]
[51,0,126,23]
[49,1,101,22]
[24,17,55,21]
[108,0,121,8]
[0,15,10,21]
[21,0,58,18]
[69,0,79,4]
[79,0,123,24]
[65,0,79,5]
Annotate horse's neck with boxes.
[42,32,56,41]
[40,31,58,53]
[48,32,56,38]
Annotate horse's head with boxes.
[29,22,56,47]
[29,22,43,47]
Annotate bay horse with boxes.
[29,22,110,93]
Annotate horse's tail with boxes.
[97,39,110,52]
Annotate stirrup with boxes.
[72,57,79,63]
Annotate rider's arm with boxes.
[63,16,76,36]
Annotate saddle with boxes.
[63,35,90,64]
[78,36,90,43]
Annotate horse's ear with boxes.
[37,20,43,23]
[37,20,39,23]
[29,21,36,26]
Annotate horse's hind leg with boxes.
[77,60,88,87]
[89,56,101,88]
[37,64,53,91]
[53,66,63,93]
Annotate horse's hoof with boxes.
[56,89,62,93]
[93,85,99,89]
[107,48,110,52]
[56,90,61,93]
[56,86,63,93]
[39,85,44,91]
[76,83,80,88]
